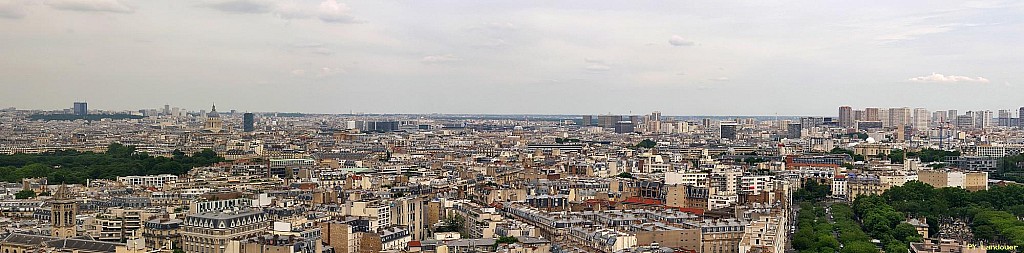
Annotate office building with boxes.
[73,102,88,116]
[976,110,993,128]
[720,123,738,140]
[787,123,801,139]
[614,121,634,134]
[243,113,255,132]
[838,106,852,128]
[999,110,1012,127]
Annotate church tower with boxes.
[51,184,78,238]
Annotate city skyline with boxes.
[2,1,1024,115]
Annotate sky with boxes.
[1,0,1023,116]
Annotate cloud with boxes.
[291,67,344,78]
[0,1,26,19]
[709,77,730,81]
[668,35,696,46]
[907,73,990,83]
[204,0,271,14]
[585,64,611,72]
[421,54,461,64]
[46,0,133,13]
[318,0,359,23]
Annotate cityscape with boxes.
[0,102,1023,253]
[3,1,1024,253]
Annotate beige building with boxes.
[181,209,270,253]
[51,185,78,239]
[918,169,988,191]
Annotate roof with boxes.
[2,233,57,246]
[45,238,124,252]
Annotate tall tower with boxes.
[838,106,853,128]
[51,184,78,238]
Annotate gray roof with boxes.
[45,238,124,252]
[1,233,56,246]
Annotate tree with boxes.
[843,241,880,253]
[635,139,656,149]
[15,190,36,199]
[616,172,633,179]
[496,236,519,244]
[884,242,908,253]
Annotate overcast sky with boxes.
[1,0,1022,116]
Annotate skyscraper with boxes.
[998,110,1012,127]
[853,110,866,122]
[865,108,880,121]
[1020,107,1024,127]
[838,106,852,128]
[73,102,88,115]
[582,115,593,126]
[598,115,622,128]
[913,108,929,130]
[243,113,255,132]
[720,123,738,140]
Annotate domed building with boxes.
[204,104,223,133]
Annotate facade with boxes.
[117,174,178,187]
[181,209,270,253]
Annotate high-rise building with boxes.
[998,110,1012,127]
[980,110,994,128]
[853,110,866,122]
[243,113,255,132]
[865,108,880,121]
[614,121,635,134]
[888,107,912,128]
[51,185,78,238]
[913,108,929,130]
[163,105,171,115]
[598,115,622,128]
[879,108,890,127]
[787,123,802,139]
[650,111,662,122]
[947,110,958,123]
[1015,106,1024,126]
[931,111,947,125]
[838,106,853,128]
[582,115,593,126]
[73,102,88,116]
[720,123,738,140]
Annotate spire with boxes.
[55,184,70,200]
[211,103,217,112]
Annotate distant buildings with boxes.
[73,102,88,115]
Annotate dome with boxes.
[865,137,877,143]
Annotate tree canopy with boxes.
[0,143,224,184]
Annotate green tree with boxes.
[616,172,633,179]
[635,139,656,149]
[496,236,519,244]
[14,190,36,199]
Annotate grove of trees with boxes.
[0,143,224,184]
